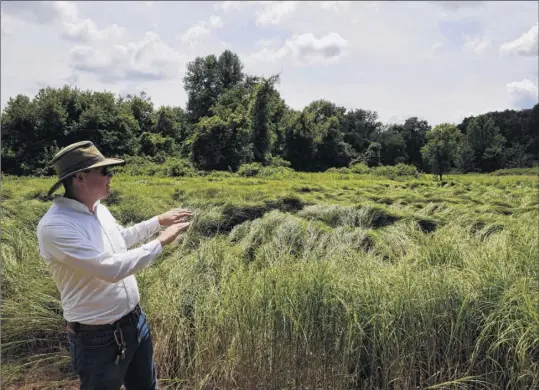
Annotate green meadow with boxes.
[1,170,538,389]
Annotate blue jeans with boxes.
[67,310,158,390]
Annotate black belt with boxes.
[66,304,142,334]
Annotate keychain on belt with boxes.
[114,323,126,365]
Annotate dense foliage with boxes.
[1,50,537,176]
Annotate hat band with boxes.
[57,155,104,178]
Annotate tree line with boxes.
[1,50,538,177]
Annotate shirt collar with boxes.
[53,195,101,215]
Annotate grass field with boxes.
[1,170,538,389]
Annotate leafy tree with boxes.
[153,106,186,142]
[362,142,382,167]
[341,109,381,156]
[139,132,176,157]
[456,140,475,173]
[75,97,138,157]
[217,50,244,92]
[376,125,408,165]
[183,50,244,123]
[316,116,353,170]
[303,99,346,141]
[120,92,155,135]
[1,95,38,174]
[526,104,539,165]
[421,123,462,180]
[190,115,251,171]
[465,116,506,172]
[398,117,429,167]
[250,74,280,164]
[284,113,317,171]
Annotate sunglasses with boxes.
[100,167,113,177]
[84,167,113,177]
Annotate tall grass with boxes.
[1,172,537,389]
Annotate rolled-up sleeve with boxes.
[39,223,162,283]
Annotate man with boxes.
[37,141,191,390]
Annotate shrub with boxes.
[490,167,539,176]
[326,167,351,174]
[162,158,197,177]
[371,163,420,179]
[115,155,196,177]
[237,163,264,177]
[266,155,291,168]
[258,166,295,177]
[350,162,371,174]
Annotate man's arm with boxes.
[112,208,192,249]
[39,222,162,283]
[115,216,162,249]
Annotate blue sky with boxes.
[1,1,537,125]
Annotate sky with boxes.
[1,1,538,125]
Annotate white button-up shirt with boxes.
[37,196,163,325]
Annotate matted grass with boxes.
[2,171,538,389]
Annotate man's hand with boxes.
[158,208,192,227]
[157,222,191,247]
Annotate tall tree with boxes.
[153,106,187,143]
[362,142,382,167]
[341,109,381,156]
[190,115,251,171]
[121,92,155,135]
[465,116,506,172]
[316,116,353,170]
[421,123,462,180]
[217,50,244,92]
[284,113,317,171]
[456,140,475,173]
[183,50,244,123]
[376,125,408,165]
[250,74,280,165]
[1,95,38,175]
[398,117,430,167]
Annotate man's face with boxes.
[81,166,113,200]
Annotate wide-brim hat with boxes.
[47,141,125,196]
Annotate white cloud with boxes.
[70,31,184,83]
[213,1,299,26]
[179,15,224,43]
[62,19,127,43]
[432,41,444,51]
[1,9,18,36]
[506,79,538,108]
[463,34,491,54]
[1,1,125,44]
[248,32,349,66]
[209,15,223,28]
[214,1,253,12]
[319,1,352,11]
[430,1,485,11]
[286,32,349,64]
[179,21,210,43]
[256,1,298,26]
[1,0,78,24]
[256,38,275,47]
[500,22,538,57]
